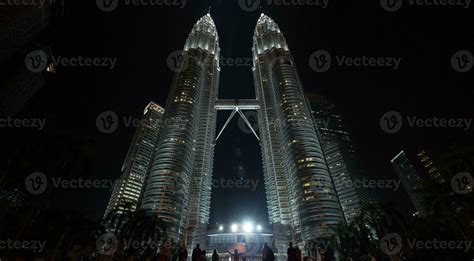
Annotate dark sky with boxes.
[15,0,472,223]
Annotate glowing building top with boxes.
[143,101,165,115]
[184,13,220,56]
[253,13,289,57]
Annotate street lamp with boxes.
[231,224,238,232]
[243,222,253,233]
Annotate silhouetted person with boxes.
[178,243,188,261]
[295,246,302,261]
[199,250,207,261]
[212,249,219,261]
[324,246,335,261]
[267,245,275,261]
[262,243,268,261]
[192,244,202,261]
[234,249,239,261]
[287,242,296,261]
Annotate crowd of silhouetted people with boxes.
[190,243,274,261]
[155,241,334,261]
[191,243,240,261]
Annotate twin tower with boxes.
[113,13,344,253]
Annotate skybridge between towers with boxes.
[214,99,260,141]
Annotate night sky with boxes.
[16,0,472,224]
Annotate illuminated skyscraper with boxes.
[252,14,343,251]
[392,149,446,217]
[104,102,165,219]
[306,93,362,224]
[415,149,445,184]
[391,150,426,216]
[109,13,345,253]
[140,13,220,244]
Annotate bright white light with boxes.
[219,225,224,231]
[243,222,254,233]
[256,225,262,231]
[231,224,238,232]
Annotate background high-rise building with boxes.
[392,149,454,218]
[415,149,445,184]
[252,14,343,252]
[306,93,363,224]
[391,150,426,216]
[394,148,473,227]
[321,144,361,224]
[140,13,220,245]
[104,102,165,224]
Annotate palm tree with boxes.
[329,222,360,259]
[438,143,473,176]
[414,143,474,241]
[415,178,472,240]
[359,201,407,239]
[355,202,411,261]
[119,210,167,259]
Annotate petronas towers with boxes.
[253,14,343,251]
[106,12,346,254]
[140,13,220,245]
